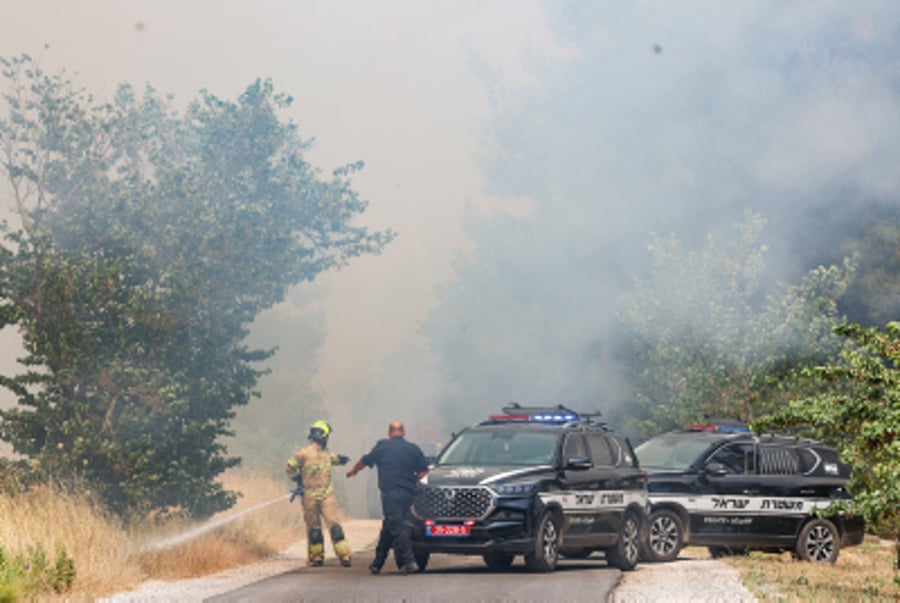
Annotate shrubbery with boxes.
[0,542,76,601]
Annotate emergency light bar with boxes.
[488,413,578,423]
[689,423,751,432]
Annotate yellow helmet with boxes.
[309,420,332,444]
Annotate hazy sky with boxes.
[0,1,563,415]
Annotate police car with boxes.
[409,404,649,572]
[634,422,865,564]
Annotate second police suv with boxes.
[409,404,649,572]
[634,421,865,564]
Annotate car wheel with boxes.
[482,552,515,570]
[413,549,430,572]
[795,518,840,563]
[606,511,641,571]
[525,510,561,572]
[643,509,683,562]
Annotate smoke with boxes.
[1,2,899,517]
[422,1,900,431]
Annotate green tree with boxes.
[0,54,392,518]
[619,212,854,439]
[755,322,900,546]
[836,221,900,328]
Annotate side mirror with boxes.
[705,462,729,478]
[566,455,593,470]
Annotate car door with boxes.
[691,441,762,544]
[559,433,615,546]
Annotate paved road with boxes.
[206,551,622,603]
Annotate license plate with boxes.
[427,524,470,537]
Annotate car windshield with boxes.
[438,430,558,466]
[635,436,711,470]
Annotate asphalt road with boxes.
[206,550,622,603]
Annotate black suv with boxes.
[634,422,865,564]
[409,404,649,572]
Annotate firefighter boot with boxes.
[331,524,352,567]
[307,528,325,567]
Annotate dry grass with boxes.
[0,470,304,600]
[0,485,142,600]
[722,536,900,601]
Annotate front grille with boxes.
[413,486,495,520]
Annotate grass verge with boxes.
[723,536,900,601]
[0,470,304,601]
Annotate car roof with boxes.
[643,428,827,450]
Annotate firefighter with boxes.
[285,420,352,567]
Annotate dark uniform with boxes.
[361,436,428,571]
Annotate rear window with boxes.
[759,446,800,475]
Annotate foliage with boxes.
[0,53,392,518]
[0,542,76,599]
[755,321,900,541]
[618,212,855,440]
[835,220,900,328]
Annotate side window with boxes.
[707,443,757,474]
[759,446,800,475]
[586,433,615,466]
[563,434,588,461]
[615,436,638,468]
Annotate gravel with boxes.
[611,557,758,603]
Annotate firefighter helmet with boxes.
[309,420,332,446]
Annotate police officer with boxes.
[346,420,428,575]
[286,420,352,567]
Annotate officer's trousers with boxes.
[373,490,415,568]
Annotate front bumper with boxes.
[410,514,534,555]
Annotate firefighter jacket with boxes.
[285,442,342,499]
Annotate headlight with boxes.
[492,483,536,496]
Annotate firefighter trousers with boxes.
[301,493,351,564]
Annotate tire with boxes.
[525,510,561,572]
[482,552,515,570]
[643,509,684,562]
[413,549,430,572]
[795,518,840,563]
[606,511,641,571]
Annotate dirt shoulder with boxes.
[99,519,382,602]
[611,554,757,602]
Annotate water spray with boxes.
[139,494,290,553]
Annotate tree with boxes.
[0,54,392,518]
[755,322,900,546]
[618,212,855,439]
[836,221,900,328]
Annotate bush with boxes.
[0,542,76,599]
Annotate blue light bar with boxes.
[531,413,578,422]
